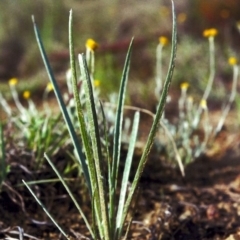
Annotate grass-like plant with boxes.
[23,1,177,239]
[155,27,239,164]
[0,78,68,168]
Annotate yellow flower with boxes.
[228,57,238,66]
[93,79,100,87]
[23,90,30,100]
[180,82,189,90]
[200,99,207,109]
[9,78,18,86]
[203,28,218,38]
[86,38,99,51]
[46,82,53,92]
[159,36,169,46]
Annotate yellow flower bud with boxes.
[9,78,18,86]
[23,91,30,100]
[46,82,54,92]
[86,38,99,51]
[203,28,218,38]
[180,82,189,90]
[159,36,169,46]
[228,57,237,66]
[93,79,100,87]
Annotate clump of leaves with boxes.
[23,1,177,239]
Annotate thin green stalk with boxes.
[215,64,239,134]
[193,35,216,128]
[202,36,215,101]
[194,105,211,158]
[155,43,163,97]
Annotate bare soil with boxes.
[1,120,240,240]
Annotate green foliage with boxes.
[0,81,68,169]
[23,1,177,239]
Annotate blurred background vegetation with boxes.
[0,0,240,110]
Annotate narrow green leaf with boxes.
[68,10,97,194]
[109,39,134,233]
[68,11,104,237]
[91,189,99,239]
[122,186,140,240]
[32,15,91,192]
[78,53,110,240]
[112,38,134,187]
[99,101,115,237]
[122,217,133,240]
[79,54,102,169]
[22,180,70,239]
[16,178,75,186]
[115,111,140,237]
[44,153,94,238]
[79,54,104,178]
[119,0,177,235]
